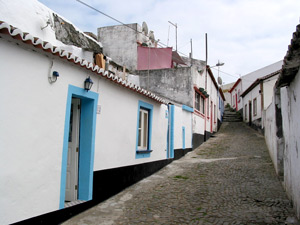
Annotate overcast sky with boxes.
[38,0,300,84]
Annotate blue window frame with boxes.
[136,100,153,158]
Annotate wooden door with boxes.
[65,98,80,202]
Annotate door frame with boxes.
[167,104,174,159]
[59,85,98,209]
[210,101,213,133]
[249,100,252,126]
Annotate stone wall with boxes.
[137,67,194,107]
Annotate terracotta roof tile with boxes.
[0,21,166,104]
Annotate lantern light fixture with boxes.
[84,76,93,91]
[48,70,59,83]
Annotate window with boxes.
[136,101,153,158]
[214,104,216,123]
[195,92,205,114]
[253,98,257,116]
[207,98,209,116]
[238,90,241,103]
[195,92,200,111]
[244,104,247,120]
[200,96,205,114]
[138,108,149,150]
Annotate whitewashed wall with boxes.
[172,105,192,150]
[264,100,278,172]
[205,72,219,133]
[243,85,261,123]
[242,60,283,92]
[0,37,168,224]
[223,90,231,106]
[173,106,183,149]
[263,76,278,110]
[182,108,193,149]
[94,79,168,170]
[280,72,300,218]
[230,81,243,111]
[192,66,205,137]
[193,114,205,135]
[0,39,67,225]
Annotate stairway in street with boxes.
[223,106,242,122]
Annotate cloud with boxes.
[39,0,300,83]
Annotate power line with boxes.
[75,0,189,57]
[211,67,278,88]
[210,67,239,79]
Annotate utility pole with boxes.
[190,38,193,59]
[168,21,177,52]
[205,33,208,90]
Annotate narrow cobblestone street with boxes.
[63,122,298,225]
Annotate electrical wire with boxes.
[75,0,189,57]
[210,67,279,88]
[77,0,277,86]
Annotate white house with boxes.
[228,60,283,113]
[218,87,226,129]
[97,22,224,150]
[229,78,242,112]
[241,70,280,132]
[0,1,194,224]
[221,82,233,106]
[264,23,300,220]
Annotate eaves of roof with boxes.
[277,24,300,88]
[229,78,241,93]
[0,21,166,104]
[206,66,218,89]
[219,87,225,101]
[241,69,281,97]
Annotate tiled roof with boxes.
[241,69,281,97]
[229,78,241,93]
[0,21,167,104]
[277,24,300,87]
[206,66,219,90]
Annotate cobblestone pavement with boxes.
[63,122,299,225]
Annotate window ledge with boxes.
[136,150,153,154]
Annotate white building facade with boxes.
[241,71,280,131]
[0,2,187,223]
[264,24,300,219]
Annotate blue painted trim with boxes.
[182,105,194,113]
[59,85,98,209]
[182,126,186,149]
[135,100,153,159]
[169,105,175,158]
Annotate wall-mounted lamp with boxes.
[48,71,59,83]
[84,76,93,91]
